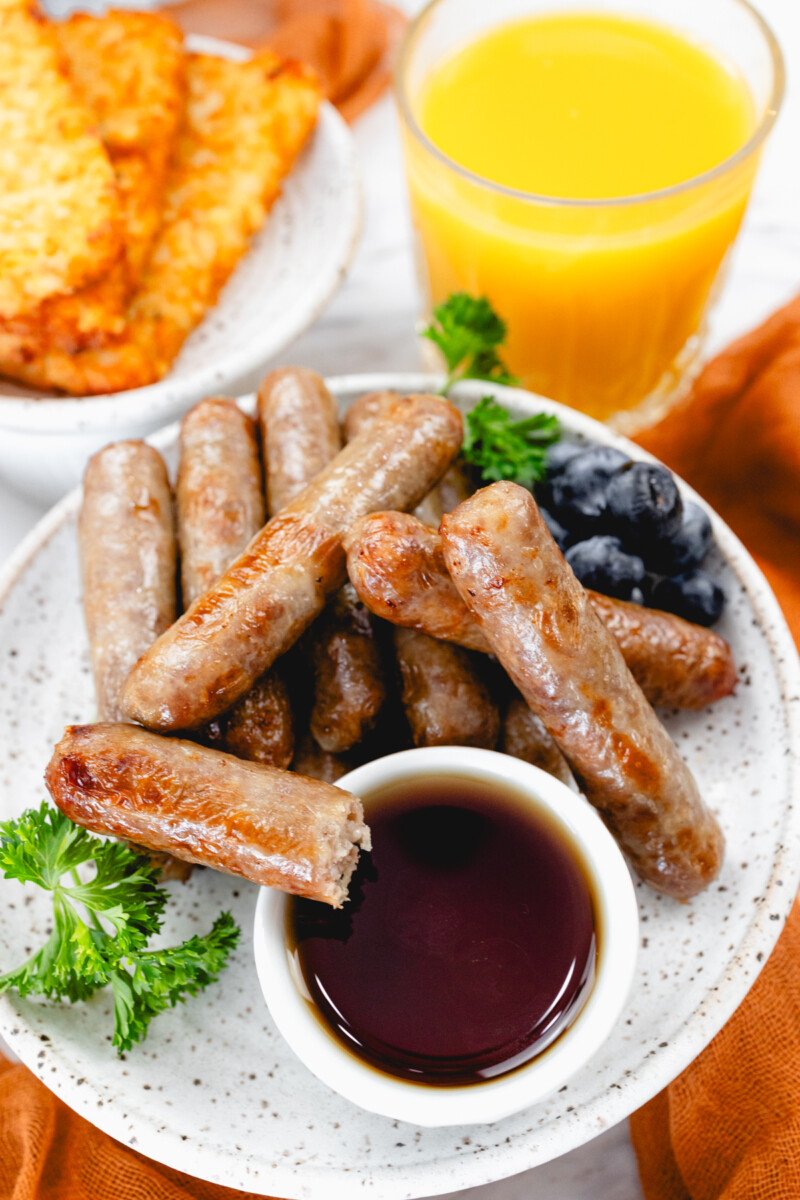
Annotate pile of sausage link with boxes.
[45,369,734,907]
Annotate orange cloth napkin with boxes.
[2,294,800,1196]
[164,0,406,121]
[629,290,800,1199]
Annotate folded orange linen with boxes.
[163,0,406,120]
[630,290,800,1199]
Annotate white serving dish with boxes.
[0,37,361,507]
[255,746,639,1127]
[0,375,798,1199]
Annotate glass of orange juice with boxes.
[396,0,784,427]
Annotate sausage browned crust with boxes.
[122,395,463,731]
[441,482,724,900]
[45,723,370,906]
[258,368,342,514]
[393,626,500,749]
[500,695,573,786]
[344,511,737,711]
[177,396,293,766]
[308,583,387,753]
[260,370,387,753]
[79,441,177,722]
[177,397,265,608]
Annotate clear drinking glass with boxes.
[396,0,784,428]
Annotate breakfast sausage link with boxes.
[122,394,463,731]
[344,511,737,710]
[258,367,342,514]
[308,583,387,753]
[441,482,724,900]
[292,731,353,784]
[79,441,177,722]
[177,397,265,608]
[261,374,387,753]
[393,626,500,749]
[46,723,370,907]
[177,396,293,766]
[500,695,573,787]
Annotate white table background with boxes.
[2,1,799,1195]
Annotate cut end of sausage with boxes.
[317,795,372,908]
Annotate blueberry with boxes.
[651,569,725,627]
[539,506,569,550]
[605,462,683,562]
[547,446,631,532]
[651,501,714,573]
[544,440,585,478]
[565,536,646,600]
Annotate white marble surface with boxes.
[2,0,800,1194]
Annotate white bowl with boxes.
[0,38,361,507]
[253,746,639,1126]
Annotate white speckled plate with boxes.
[1,375,799,1199]
[0,37,362,506]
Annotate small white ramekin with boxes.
[253,746,638,1126]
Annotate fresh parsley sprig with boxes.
[422,292,561,486]
[423,293,518,392]
[462,397,560,487]
[0,802,239,1054]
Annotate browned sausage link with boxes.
[177,396,293,765]
[205,671,294,768]
[308,583,387,753]
[45,724,370,907]
[292,731,352,784]
[441,482,724,900]
[501,694,573,787]
[259,367,342,514]
[342,389,400,442]
[261,376,386,753]
[79,441,176,722]
[122,395,463,731]
[177,397,265,608]
[393,626,500,749]
[344,511,737,710]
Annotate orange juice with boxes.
[401,11,760,421]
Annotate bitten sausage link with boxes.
[501,695,573,787]
[45,724,370,907]
[177,398,265,608]
[441,483,724,900]
[122,395,463,731]
[393,626,500,749]
[177,397,293,766]
[79,441,176,722]
[258,368,342,514]
[344,511,737,711]
[262,377,387,753]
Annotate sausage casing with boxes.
[500,695,573,787]
[393,626,500,749]
[79,441,177,722]
[441,482,724,900]
[205,672,294,768]
[258,368,341,514]
[345,511,737,710]
[122,395,463,731]
[45,723,370,907]
[177,397,265,608]
[291,732,352,784]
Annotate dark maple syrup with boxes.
[288,774,597,1085]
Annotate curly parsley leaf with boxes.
[0,803,239,1052]
[462,396,561,487]
[423,293,518,392]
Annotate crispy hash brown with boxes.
[0,0,121,321]
[0,50,321,395]
[0,10,186,355]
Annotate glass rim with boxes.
[394,0,786,210]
